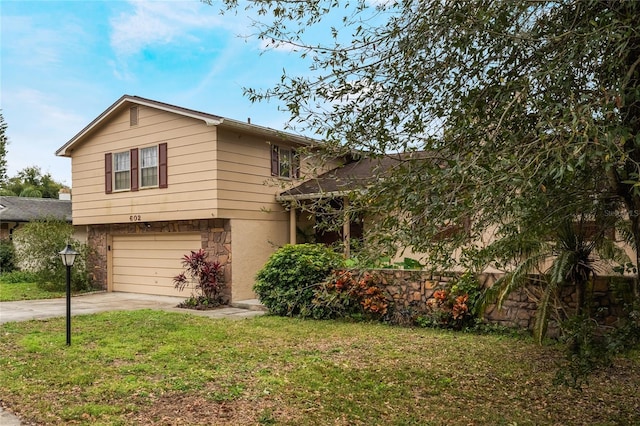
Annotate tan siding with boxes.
[69,104,321,225]
[70,107,221,225]
[217,209,288,221]
[112,233,200,297]
[215,128,302,216]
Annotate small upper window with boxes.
[271,145,299,178]
[130,106,138,126]
[113,151,131,191]
[140,146,158,187]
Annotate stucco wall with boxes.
[231,218,290,301]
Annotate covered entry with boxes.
[111,233,201,296]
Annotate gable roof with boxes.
[56,95,317,157]
[0,196,72,223]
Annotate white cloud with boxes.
[1,15,86,68]
[109,0,226,57]
[3,89,86,185]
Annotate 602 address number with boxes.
[130,215,142,222]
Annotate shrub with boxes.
[254,244,343,316]
[12,219,92,292]
[173,249,226,309]
[310,270,390,320]
[415,272,482,330]
[0,270,38,284]
[0,239,16,273]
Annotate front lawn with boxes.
[0,311,638,425]
[0,280,67,302]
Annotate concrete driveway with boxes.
[0,292,266,324]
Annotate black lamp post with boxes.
[59,244,78,346]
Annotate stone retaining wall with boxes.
[358,269,635,332]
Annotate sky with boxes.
[1,0,321,187]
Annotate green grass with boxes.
[0,311,638,425]
[0,281,67,301]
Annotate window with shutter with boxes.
[271,144,300,179]
[105,143,167,193]
[140,146,158,187]
[113,151,131,191]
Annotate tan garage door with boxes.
[112,233,201,296]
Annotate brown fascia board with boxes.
[55,95,318,157]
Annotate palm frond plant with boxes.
[480,216,630,345]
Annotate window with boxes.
[270,145,300,178]
[140,146,158,187]
[105,143,167,194]
[113,151,130,191]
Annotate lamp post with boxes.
[59,244,78,346]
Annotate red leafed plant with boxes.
[173,249,225,309]
[316,270,389,319]
[424,288,471,329]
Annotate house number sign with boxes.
[130,215,142,222]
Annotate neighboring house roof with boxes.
[56,95,318,157]
[0,196,72,223]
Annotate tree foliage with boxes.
[12,219,91,292]
[217,0,640,283]
[215,0,640,381]
[1,166,65,198]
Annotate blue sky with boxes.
[1,0,318,187]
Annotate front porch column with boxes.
[343,197,351,259]
[289,206,297,245]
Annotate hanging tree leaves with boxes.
[215,1,639,284]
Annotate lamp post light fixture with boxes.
[59,244,78,346]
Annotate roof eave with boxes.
[276,187,369,202]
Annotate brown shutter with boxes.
[159,142,168,188]
[292,149,300,179]
[105,153,113,194]
[271,145,279,176]
[130,148,139,191]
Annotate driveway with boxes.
[0,292,266,324]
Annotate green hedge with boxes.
[254,244,344,316]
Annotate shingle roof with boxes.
[278,151,434,200]
[0,196,72,223]
[278,154,412,200]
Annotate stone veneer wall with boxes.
[87,219,231,302]
[361,269,634,333]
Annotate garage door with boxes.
[112,233,201,296]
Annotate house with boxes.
[55,95,329,302]
[0,194,87,243]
